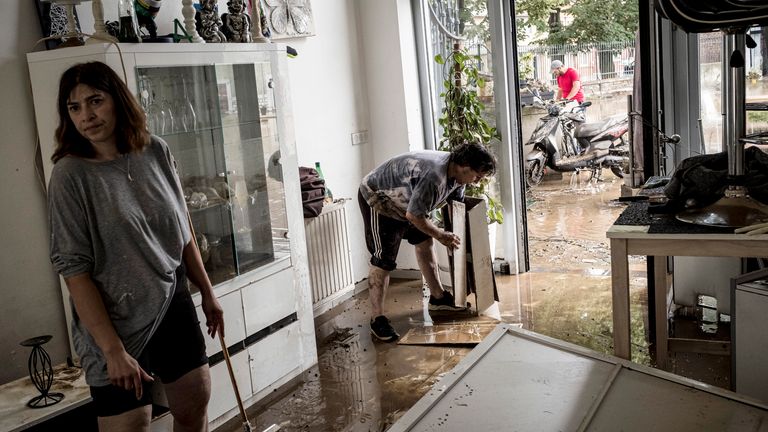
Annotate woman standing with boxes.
[48,61,223,432]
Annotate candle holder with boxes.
[20,335,64,408]
[87,0,117,44]
[48,0,87,48]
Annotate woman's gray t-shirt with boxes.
[48,136,191,386]
[359,150,464,221]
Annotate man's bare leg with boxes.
[414,239,446,298]
[368,265,399,341]
[368,265,390,317]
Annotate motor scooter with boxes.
[524,90,630,188]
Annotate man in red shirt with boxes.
[551,60,584,104]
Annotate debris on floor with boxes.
[397,321,511,346]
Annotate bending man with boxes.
[358,142,497,341]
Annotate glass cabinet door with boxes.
[136,58,289,289]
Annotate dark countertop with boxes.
[613,201,733,234]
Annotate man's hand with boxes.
[437,230,461,251]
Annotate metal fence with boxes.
[519,40,636,86]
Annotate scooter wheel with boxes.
[526,159,545,188]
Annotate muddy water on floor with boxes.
[218,173,651,432]
[521,174,651,365]
[230,289,472,432]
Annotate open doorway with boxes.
[514,1,652,363]
[412,0,653,362]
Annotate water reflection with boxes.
[524,174,651,365]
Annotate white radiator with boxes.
[305,200,355,316]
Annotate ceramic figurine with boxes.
[195,0,227,42]
[135,0,162,40]
[221,0,251,43]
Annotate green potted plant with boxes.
[747,69,761,84]
[435,47,503,224]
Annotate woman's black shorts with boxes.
[89,267,208,417]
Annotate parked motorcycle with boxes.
[524,89,630,188]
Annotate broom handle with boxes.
[185,210,252,431]
[219,331,252,431]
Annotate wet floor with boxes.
[216,172,727,432]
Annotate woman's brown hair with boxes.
[52,61,149,163]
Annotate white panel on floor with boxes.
[389,326,768,432]
[589,369,768,430]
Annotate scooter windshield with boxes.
[530,116,560,144]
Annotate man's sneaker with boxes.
[429,291,466,311]
[370,315,399,342]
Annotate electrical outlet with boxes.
[351,130,369,145]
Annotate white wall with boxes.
[357,0,425,273]
[0,2,71,385]
[1,1,422,383]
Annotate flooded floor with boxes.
[216,172,729,432]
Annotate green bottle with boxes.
[314,161,333,203]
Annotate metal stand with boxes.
[86,0,117,44]
[20,335,64,408]
[676,31,768,228]
[51,0,86,48]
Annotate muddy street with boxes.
[526,172,630,273]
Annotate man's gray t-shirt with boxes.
[48,136,191,386]
[359,150,464,221]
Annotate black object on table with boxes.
[614,201,734,234]
[20,335,64,408]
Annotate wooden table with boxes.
[0,365,90,432]
[607,224,768,369]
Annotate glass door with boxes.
[214,62,287,275]
[136,59,289,290]
[413,0,526,271]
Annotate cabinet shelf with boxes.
[188,199,228,214]
[153,121,278,140]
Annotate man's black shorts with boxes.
[358,190,430,271]
[89,267,208,417]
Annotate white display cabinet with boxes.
[26,43,317,429]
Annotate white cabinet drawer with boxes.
[242,268,297,335]
[195,290,245,357]
[208,350,251,421]
[248,321,302,394]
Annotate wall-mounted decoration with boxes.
[262,0,315,40]
[34,0,85,50]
